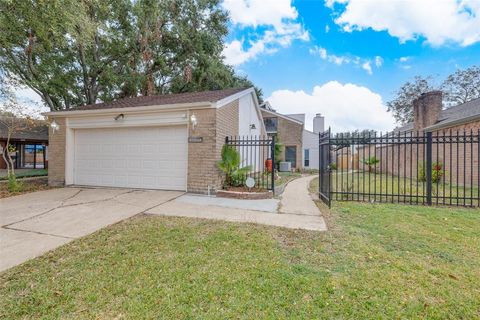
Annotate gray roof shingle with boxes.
[395,97,480,132]
[68,88,248,111]
[0,118,48,142]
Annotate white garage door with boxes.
[74,126,188,190]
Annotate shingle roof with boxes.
[68,88,248,111]
[433,97,480,129]
[0,118,48,142]
[395,97,480,132]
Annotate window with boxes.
[285,146,297,168]
[304,149,310,167]
[263,117,278,133]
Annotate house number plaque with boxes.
[188,136,203,143]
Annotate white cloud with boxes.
[361,61,372,75]
[222,0,309,65]
[397,56,412,69]
[267,81,395,133]
[310,46,381,74]
[328,0,480,46]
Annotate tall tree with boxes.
[386,76,434,125]
[387,65,480,125]
[0,0,261,111]
[441,66,480,107]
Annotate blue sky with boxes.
[221,0,480,132]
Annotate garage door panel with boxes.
[74,126,187,190]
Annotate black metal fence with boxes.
[319,129,480,208]
[224,136,275,192]
[319,129,331,207]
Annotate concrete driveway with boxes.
[0,187,183,272]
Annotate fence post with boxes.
[271,135,275,195]
[318,132,322,196]
[327,128,332,208]
[426,131,433,205]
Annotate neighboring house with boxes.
[301,114,324,170]
[260,102,324,170]
[395,91,480,133]
[364,91,480,186]
[260,106,303,169]
[44,87,265,193]
[0,118,48,170]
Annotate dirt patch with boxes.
[0,178,55,199]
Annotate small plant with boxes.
[217,145,252,187]
[274,137,284,168]
[7,173,23,192]
[361,156,380,172]
[7,144,16,153]
[418,161,444,183]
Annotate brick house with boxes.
[361,91,479,186]
[0,118,48,170]
[260,102,324,169]
[44,88,265,193]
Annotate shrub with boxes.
[7,173,23,192]
[418,161,444,183]
[217,145,252,187]
[361,156,380,172]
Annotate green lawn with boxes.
[1,192,479,318]
[276,171,302,186]
[0,169,48,180]
[330,171,479,207]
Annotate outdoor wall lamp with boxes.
[50,120,59,133]
[249,124,256,130]
[114,113,125,121]
[190,114,198,130]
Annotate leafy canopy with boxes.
[387,66,480,125]
[0,0,261,111]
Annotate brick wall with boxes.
[48,117,66,186]
[357,121,479,187]
[276,116,303,168]
[187,100,239,193]
[260,110,303,168]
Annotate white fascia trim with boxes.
[215,87,267,135]
[214,87,255,108]
[261,108,304,125]
[251,92,267,135]
[43,101,213,117]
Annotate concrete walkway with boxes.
[147,175,326,232]
[279,175,320,216]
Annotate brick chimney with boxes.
[413,91,442,131]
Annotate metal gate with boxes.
[318,129,331,207]
[319,129,479,208]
